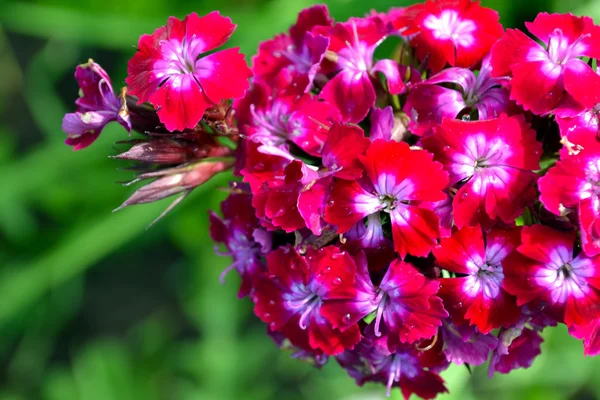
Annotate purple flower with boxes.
[441,320,498,366]
[62,59,131,150]
[210,184,272,298]
[405,55,512,135]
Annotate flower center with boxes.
[423,10,476,47]
[547,29,590,65]
[250,102,290,143]
[286,284,322,329]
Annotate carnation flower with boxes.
[126,12,252,131]
[433,225,521,333]
[252,5,332,91]
[252,245,361,355]
[393,0,503,73]
[502,225,600,328]
[490,12,600,115]
[422,115,541,227]
[325,139,448,257]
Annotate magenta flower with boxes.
[315,17,406,122]
[405,55,512,135]
[209,186,271,298]
[433,225,521,333]
[490,13,600,115]
[422,116,541,228]
[126,12,252,132]
[325,139,448,257]
[503,225,600,328]
[252,245,361,355]
[393,0,503,73]
[252,5,332,91]
[62,59,131,150]
[539,133,600,256]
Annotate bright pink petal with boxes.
[194,47,252,103]
[564,59,600,109]
[149,74,213,132]
[320,70,376,123]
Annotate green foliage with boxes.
[1,0,600,399]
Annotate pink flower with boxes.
[315,17,406,122]
[405,55,512,135]
[126,12,252,131]
[252,245,361,355]
[325,139,448,257]
[252,5,332,91]
[539,133,600,256]
[234,71,341,158]
[393,0,503,73]
[490,13,600,115]
[433,225,521,333]
[209,186,271,298]
[62,60,131,150]
[502,225,600,328]
[422,116,541,228]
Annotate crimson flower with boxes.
[325,139,448,257]
[422,115,541,228]
[126,12,252,131]
[433,225,521,333]
[490,13,600,115]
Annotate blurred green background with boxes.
[1,0,600,399]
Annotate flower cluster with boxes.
[63,2,600,398]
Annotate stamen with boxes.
[374,292,387,337]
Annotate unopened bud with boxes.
[115,159,234,215]
[113,138,194,164]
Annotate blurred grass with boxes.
[1,0,600,399]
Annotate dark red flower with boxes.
[252,5,332,91]
[252,245,361,355]
[126,12,252,131]
[336,332,448,399]
[234,71,341,158]
[322,255,448,346]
